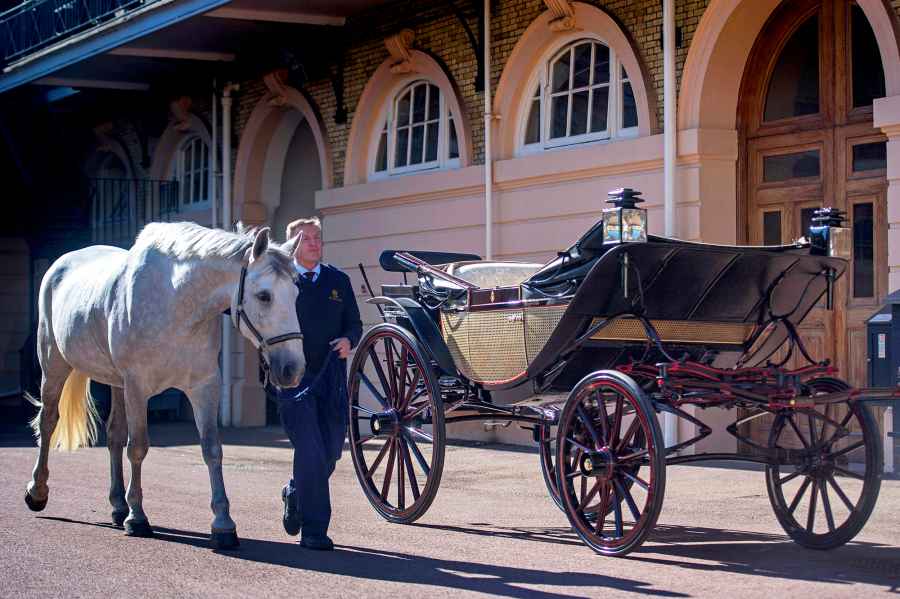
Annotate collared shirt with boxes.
[294,261,321,283]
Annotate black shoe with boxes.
[281,485,301,536]
[300,535,334,551]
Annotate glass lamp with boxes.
[809,207,850,259]
[603,188,648,244]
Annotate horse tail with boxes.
[27,370,99,451]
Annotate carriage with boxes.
[347,188,894,556]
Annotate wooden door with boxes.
[740,1,888,449]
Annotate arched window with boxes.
[173,136,210,208]
[522,39,638,152]
[372,80,460,177]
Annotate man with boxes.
[274,216,362,551]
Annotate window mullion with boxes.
[611,52,618,138]
[567,47,574,136]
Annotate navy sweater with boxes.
[295,263,362,374]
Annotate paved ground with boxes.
[1,422,898,598]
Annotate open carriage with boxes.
[347,188,894,556]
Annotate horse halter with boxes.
[232,265,304,363]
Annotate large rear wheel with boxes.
[765,377,882,549]
[348,324,445,523]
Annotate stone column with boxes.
[875,95,900,292]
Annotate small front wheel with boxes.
[348,324,445,524]
[555,371,666,557]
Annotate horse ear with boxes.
[250,227,270,263]
[284,232,301,257]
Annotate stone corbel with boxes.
[544,0,579,32]
[263,69,291,107]
[170,96,193,132]
[385,29,416,74]
[93,122,115,153]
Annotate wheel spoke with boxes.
[400,438,420,500]
[576,404,603,449]
[368,346,391,401]
[621,470,649,491]
[616,418,641,453]
[594,482,610,534]
[397,436,406,510]
[355,435,385,446]
[805,479,818,533]
[384,339,399,408]
[351,404,376,415]
[618,448,648,463]
[397,346,408,411]
[564,436,592,453]
[612,483,624,538]
[405,426,433,444]
[400,366,421,412]
[366,440,392,478]
[403,432,431,476]
[596,391,611,442]
[807,412,819,446]
[380,439,397,501]
[579,475,588,505]
[403,396,431,421]
[580,479,601,509]
[827,440,865,460]
[820,481,836,532]
[614,477,642,522]
[826,474,855,511]
[832,465,865,481]
[788,476,812,514]
[787,415,811,449]
[358,372,389,409]
[611,397,624,448]
[778,468,803,486]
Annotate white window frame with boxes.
[370,80,461,179]
[173,136,210,210]
[518,38,639,155]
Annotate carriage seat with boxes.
[443,260,543,289]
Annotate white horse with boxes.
[24,222,305,549]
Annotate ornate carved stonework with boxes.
[385,29,416,74]
[544,0,578,32]
[170,96,193,132]
[263,69,291,107]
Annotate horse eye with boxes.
[256,291,272,303]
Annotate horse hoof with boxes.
[112,510,128,527]
[210,530,240,550]
[24,491,47,512]
[124,520,154,538]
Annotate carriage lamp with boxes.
[809,207,850,260]
[602,188,648,244]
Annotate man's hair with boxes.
[286,216,322,240]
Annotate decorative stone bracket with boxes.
[263,69,291,107]
[385,29,416,74]
[170,96,193,132]
[544,0,579,32]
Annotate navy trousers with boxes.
[277,362,347,538]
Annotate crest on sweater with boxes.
[329,289,342,302]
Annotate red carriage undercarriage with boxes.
[348,191,897,557]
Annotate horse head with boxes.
[235,227,305,389]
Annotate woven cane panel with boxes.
[590,318,753,345]
[525,305,568,363]
[441,309,527,383]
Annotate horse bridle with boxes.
[231,265,304,381]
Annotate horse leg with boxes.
[186,379,238,549]
[25,370,69,511]
[107,386,129,527]
[122,381,152,537]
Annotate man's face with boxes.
[293,224,323,266]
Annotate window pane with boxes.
[428,84,440,120]
[620,65,628,81]
[852,141,887,172]
[764,15,819,121]
[853,202,874,297]
[552,49,571,93]
[394,128,409,167]
[852,5,885,108]
[622,82,637,129]
[449,119,459,159]
[525,98,540,144]
[593,44,610,84]
[410,125,425,164]
[573,43,592,88]
[800,207,818,238]
[571,91,589,135]
[375,131,388,171]
[763,150,820,182]
[763,211,782,245]
[193,140,201,175]
[425,122,438,162]
[397,91,411,126]
[183,144,192,174]
[550,95,568,138]
[590,86,609,133]
[193,168,201,203]
[413,85,426,123]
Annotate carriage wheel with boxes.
[348,324,445,524]
[555,371,665,556]
[765,377,882,549]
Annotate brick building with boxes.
[0,0,896,456]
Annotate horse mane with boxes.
[135,221,294,276]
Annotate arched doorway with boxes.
[739,0,888,388]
